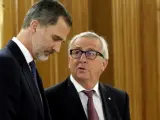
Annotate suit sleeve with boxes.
[0,57,20,120]
[123,92,131,120]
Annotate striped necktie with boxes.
[83,90,99,120]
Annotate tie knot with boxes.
[83,90,94,98]
[29,60,36,69]
[29,60,37,81]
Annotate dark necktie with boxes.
[29,61,43,104]
[83,90,99,120]
[29,60,39,88]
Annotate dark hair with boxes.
[22,0,72,28]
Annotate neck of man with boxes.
[16,29,33,58]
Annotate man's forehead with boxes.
[71,45,100,52]
[71,38,101,49]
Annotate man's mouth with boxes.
[78,67,87,70]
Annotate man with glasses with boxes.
[45,32,130,120]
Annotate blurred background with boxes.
[0,0,160,120]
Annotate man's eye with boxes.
[88,51,96,56]
[74,50,81,54]
[53,38,60,41]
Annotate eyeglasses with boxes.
[70,49,104,60]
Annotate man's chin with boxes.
[76,74,89,81]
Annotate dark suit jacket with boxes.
[0,40,51,120]
[45,77,130,120]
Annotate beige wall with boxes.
[0,0,160,120]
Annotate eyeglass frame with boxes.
[69,49,104,60]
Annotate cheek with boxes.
[36,33,44,42]
[42,40,52,49]
[90,62,103,73]
[68,58,73,68]
[68,59,77,70]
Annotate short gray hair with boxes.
[22,0,72,28]
[68,32,109,60]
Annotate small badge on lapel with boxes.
[108,97,111,100]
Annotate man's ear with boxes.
[102,60,108,72]
[68,56,70,68]
[29,20,39,33]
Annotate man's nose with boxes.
[79,53,87,62]
[53,42,62,53]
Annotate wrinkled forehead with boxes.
[70,37,102,51]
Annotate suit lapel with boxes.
[66,78,87,120]
[6,40,44,119]
[36,71,51,120]
[99,83,121,120]
[22,64,44,118]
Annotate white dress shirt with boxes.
[70,75,105,120]
[12,37,43,103]
[12,37,33,65]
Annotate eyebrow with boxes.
[52,35,63,41]
[86,48,97,51]
[71,47,98,51]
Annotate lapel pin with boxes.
[108,97,111,100]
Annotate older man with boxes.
[45,32,130,120]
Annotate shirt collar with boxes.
[70,75,101,97]
[12,37,33,64]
